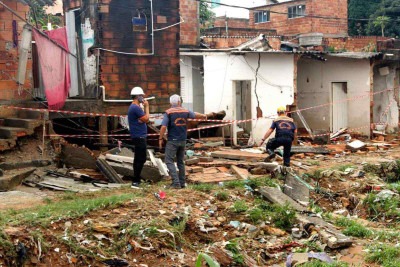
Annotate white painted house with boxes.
[180,48,399,144]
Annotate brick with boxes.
[185,157,200,165]
[199,157,213,163]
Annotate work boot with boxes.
[264,149,276,162]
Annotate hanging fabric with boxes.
[32,28,71,109]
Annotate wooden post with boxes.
[42,111,48,158]
[99,117,108,152]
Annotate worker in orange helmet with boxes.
[259,106,297,167]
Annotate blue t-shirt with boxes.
[270,117,296,139]
[161,107,196,141]
[128,104,147,138]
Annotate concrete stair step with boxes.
[0,126,29,139]
[17,110,42,120]
[0,138,16,151]
[3,118,43,130]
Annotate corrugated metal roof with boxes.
[327,52,382,59]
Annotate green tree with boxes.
[373,16,390,36]
[199,0,215,34]
[28,1,62,30]
[348,0,381,36]
[366,0,400,37]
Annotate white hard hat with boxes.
[130,86,144,95]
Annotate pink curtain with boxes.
[33,28,71,109]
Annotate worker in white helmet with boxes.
[128,86,150,188]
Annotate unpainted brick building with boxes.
[0,0,33,115]
[249,0,348,36]
[62,0,185,114]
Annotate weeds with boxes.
[224,180,245,189]
[232,200,248,213]
[215,191,229,201]
[363,193,400,220]
[246,176,278,189]
[309,169,323,180]
[301,261,349,267]
[0,193,135,228]
[336,164,355,172]
[366,244,400,267]
[225,240,244,265]
[191,183,216,193]
[259,203,296,230]
[248,208,265,223]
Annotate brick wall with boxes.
[324,36,391,52]
[203,36,281,50]
[250,0,348,36]
[0,0,32,107]
[214,17,249,29]
[97,0,180,113]
[179,0,199,47]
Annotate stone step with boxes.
[0,126,29,139]
[0,138,17,151]
[3,118,42,130]
[17,110,42,120]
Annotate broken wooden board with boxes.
[0,168,36,191]
[211,150,267,161]
[36,177,124,192]
[197,160,248,168]
[259,186,307,212]
[287,146,330,154]
[297,215,353,249]
[188,172,236,183]
[231,165,250,180]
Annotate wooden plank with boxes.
[211,150,267,161]
[231,165,249,180]
[296,215,353,249]
[188,172,236,183]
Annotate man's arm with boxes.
[194,112,207,120]
[259,128,274,146]
[159,125,167,148]
[139,100,150,123]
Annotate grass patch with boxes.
[225,240,244,265]
[191,183,217,193]
[300,261,349,267]
[215,191,229,201]
[232,200,248,213]
[363,192,400,220]
[258,202,296,230]
[308,169,323,180]
[224,180,245,189]
[248,208,265,223]
[335,217,372,238]
[0,192,136,227]
[307,160,321,166]
[246,176,279,189]
[387,182,400,193]
[366,244,400,267]
[336,164,355,172]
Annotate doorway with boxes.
[232,80,252,145]
[331,82,348,132]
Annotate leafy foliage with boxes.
[199,0,215,34]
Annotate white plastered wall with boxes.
[297,56,371,136]
[373,64,399,133]
[203,52,295,142]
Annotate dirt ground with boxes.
[0,136,399,266]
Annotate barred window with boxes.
[288,5,306,19]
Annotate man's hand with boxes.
[159,139,163,149]
[143,99,149,107]
[259,139,265,147]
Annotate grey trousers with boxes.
[165,140,186,186]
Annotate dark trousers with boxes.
[165,141,186,187]
[266,137,293,167]
[132,137,147,183]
